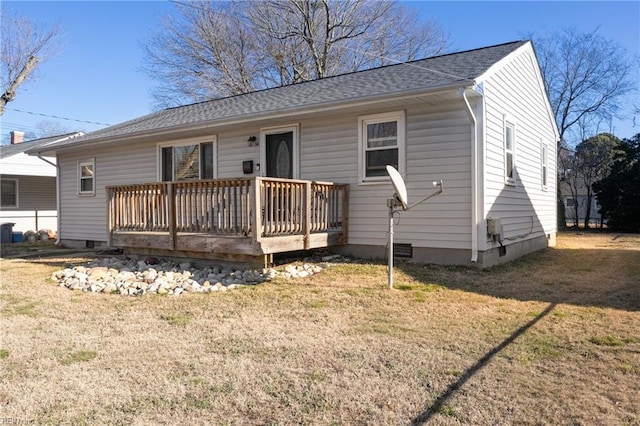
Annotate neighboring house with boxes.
[30,41,558,267]
[560,181,603,227]
[0,131,84,234]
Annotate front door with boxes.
[265,132,293,179]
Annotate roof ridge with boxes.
[167,40,528,111]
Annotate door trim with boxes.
[260,124,299,179]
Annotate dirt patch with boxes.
[0,232,638,424]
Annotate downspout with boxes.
[460,87,479,263]
[37,155,61,245]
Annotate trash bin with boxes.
[0,223,15,245]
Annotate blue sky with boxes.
[1,1,639,144]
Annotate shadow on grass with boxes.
[397,246,640,312]
[411,303,557,424]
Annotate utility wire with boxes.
[1,121,42,132]
[6,108,111,126]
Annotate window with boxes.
[541,143,548,190]
[359,111,405,181]
[159,140,216,182]
[504,121,515,184]
[565,197,575,208]
[78,159,95,195]
[1,179,18,207]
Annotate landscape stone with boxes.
[51,254,336,297]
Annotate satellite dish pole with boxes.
[385,165,443,289]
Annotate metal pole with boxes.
[388,203,394,289]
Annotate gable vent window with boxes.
[160,140,216,182]
[359,111,405,182]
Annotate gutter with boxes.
[37,155,61,244]
[460,86,481,263]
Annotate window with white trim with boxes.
[1,179,18,207]
[359,111,405,181]
[159,140,215,182]
[541,143,549,190]
[504,121,515,184]
[78,159,95,195]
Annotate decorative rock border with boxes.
[52,255,343,296]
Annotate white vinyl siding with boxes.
[482,44,557,248]
[0,174,57,232]
[59,143,158,241]
[302,100,471,250]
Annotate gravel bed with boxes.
[52,254,344,296]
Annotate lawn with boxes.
[0,233,639,425]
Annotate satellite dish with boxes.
[385,165,444,289]
[386,165,408,210]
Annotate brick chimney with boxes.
[10,131,24,144]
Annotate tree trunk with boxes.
[584,197,592,229]
[0,56,38,116]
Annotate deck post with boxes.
[106,187,113,247]
[304,181,311,250]
[341,184,349,245]
[168,183,177,250]
[252,177,263,246]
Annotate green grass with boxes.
[306,299,328,308]
[589,335,637,347]
[59,350,98,366]
[0,294,41,318]
[433,404,458,418]
[0,349,9,359]
[160,313,193,326]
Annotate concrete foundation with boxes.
[334,233,555,269]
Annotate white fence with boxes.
[0,210,57,233]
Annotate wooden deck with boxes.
[107,177,348,265]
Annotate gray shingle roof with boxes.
[0,132,83,159]
[34,41,528,153]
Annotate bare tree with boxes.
[0,13,62,115]
[143,0,449,107]
[535,28,635,147]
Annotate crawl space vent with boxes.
[393,243,413,258]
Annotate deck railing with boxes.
[107,177,348,250]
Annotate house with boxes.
[0,131,83,234]
[560,181,603,228]
[29,41,558,267]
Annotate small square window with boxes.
[78,159,95,195]
[1,179,18,207]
